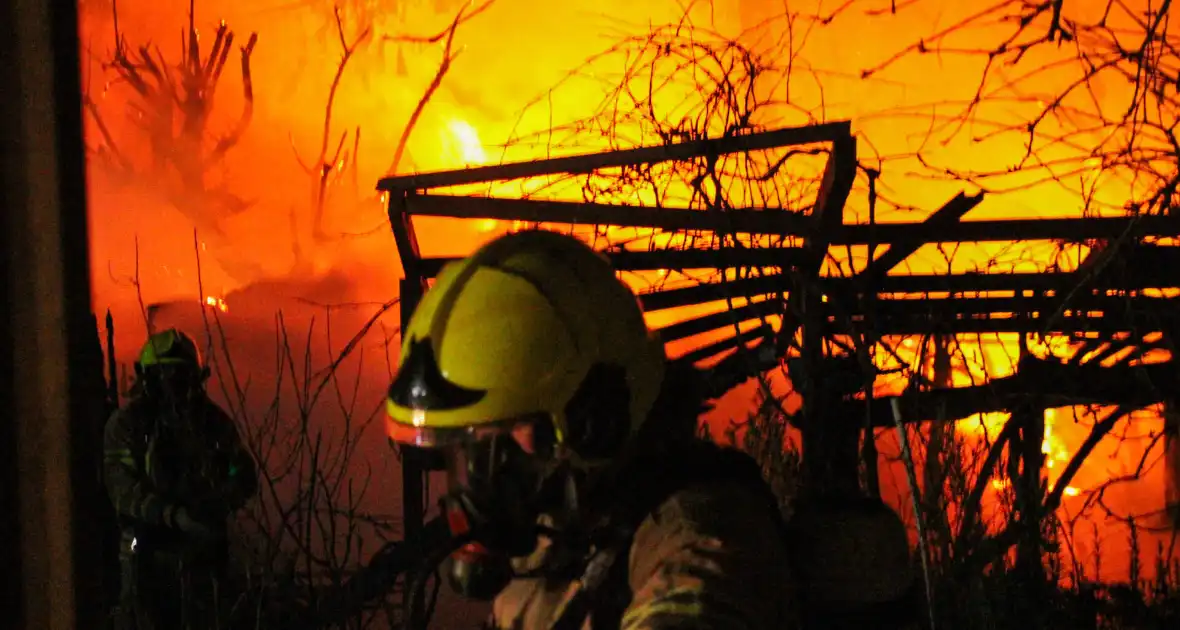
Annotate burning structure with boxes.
[379,119,1180,623]
[77,0,1180,626]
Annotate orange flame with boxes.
[971,410,1079,497]
[204,295,228,313]
[1043,408,1080,497]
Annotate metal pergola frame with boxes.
[377,119,1180,578]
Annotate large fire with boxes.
[80,0,1176,585]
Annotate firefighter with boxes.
[384,229,796,629]
[103,328,258,630]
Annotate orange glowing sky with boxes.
[79,0,1177,581]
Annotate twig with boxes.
[380,0,498,45]
[891,398,937,630]
[385,2,479,175]
[292,6,371,244]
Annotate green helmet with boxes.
[137,329,202,369]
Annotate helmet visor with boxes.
[384,408,552,455]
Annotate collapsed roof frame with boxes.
[377,119,1180,572]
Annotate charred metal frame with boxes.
[378,119,1180,558]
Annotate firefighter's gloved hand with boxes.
[173,507,216,541]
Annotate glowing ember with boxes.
[989,477,1079,497]
[204,296,228,312]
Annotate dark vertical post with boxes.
[798,287,860,499]
[1010,399,1048,629]
[798,131,859,501]
[1166,396,1179,527]
[798,284,830,497]
[1164,325,1179,528]
[399,276,427,547]
[1,0,101,627]
[385,189,435,620]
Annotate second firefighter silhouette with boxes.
[103,329,258,630]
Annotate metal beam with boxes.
[1084,341,1139,366]
[656,300,781,342]
[377,121,853,191]
[398,195,1180,244]
[401,194,813,235]
[667,298,1176,357]
[674,324,775,365]
[842,358,1172,427]
[847,215,1180,243]
[611,247,808,271]
[639,274,792,312]
[836,215,1180,244]
[856,294,1180,319]
[420,247,810,275]
[811,134,858,230]
[826,313,1175,336]
[639,269,1180,316]
[387,193,422,280]
[417,256,1176,298]
[831,267,1179,293]
[857,192,984,282]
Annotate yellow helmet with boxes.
[137,328,202,369]
[384,229,666,463]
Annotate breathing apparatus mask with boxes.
[389,412,575,603]
[137,362,210,416]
